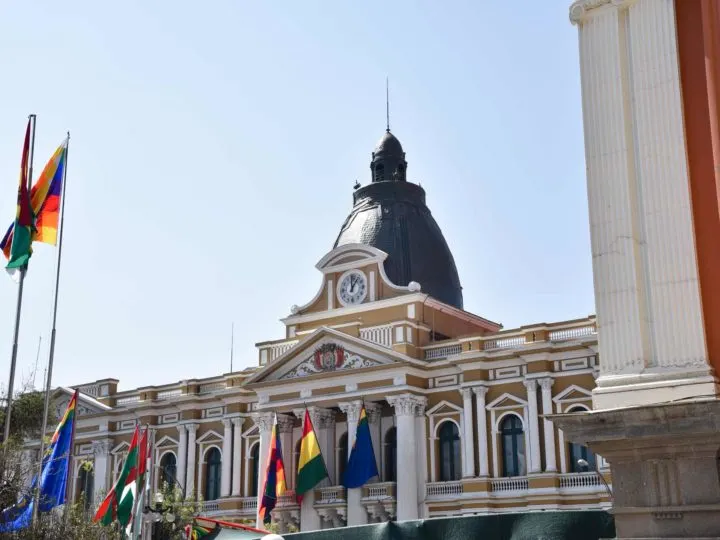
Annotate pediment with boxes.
[245,327,412,385]
[487,392,527,410]
[552,384,593,403]
[315,244,388,274]
[426,400,463,416]
[196,430,223,444]
[52,387,111,419]
[156,435,178,448]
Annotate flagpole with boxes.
[4,114,37,444]
[32,133,71,525]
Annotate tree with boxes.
[146,482,202,540]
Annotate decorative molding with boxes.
[338,400,363,423]
[365,402,382,424]
[277,414,295,434]
[92,440,111,456]
[293,407,335,429]
[471,385,489,398]
[252,412,274,433]
[569,0,636,25]
[387,394,427,417]
[280,343,381,379]
[523,379,538,392]
[231,417,245,428]
[538,378,554,392]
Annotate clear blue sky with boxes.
[0,1,592,391]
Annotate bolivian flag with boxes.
[295,410,328,502]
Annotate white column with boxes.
[415,400,428,518]
[252,412,274,530]
[221,419,232,497]
[185,423,198,497]
[231,417,244,496]
[387,394,426,521]
[570,0,716,409]
[366,403,382,476]
[339,400,366,526]
[92,440,110,501]
[147,428,157,499]
[539,378,557,472]
[176,425,188,493]
[524,380,541,474]
[460,388,476,477]
[277,414,295,487]
[472,386,489,477]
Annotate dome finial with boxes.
[386,77,390,133]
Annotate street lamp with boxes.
[577,458,613,501]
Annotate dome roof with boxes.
[334,132,463,309]
[374,130,404,156]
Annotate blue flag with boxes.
[342,405,379,488]
[0,391,77,531]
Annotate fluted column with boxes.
[569,0,717,409]
[539,378,556,472]
[276,415,295,488]
[414,399,428,518]
[92,440,111,499]
[231,417,244,496]
[472,386,489,477]
[523,380,541,474]
[176,425,188,492]
[339,400,366,526]
[185,424,199,497]
[460,388,475,477]
[387,394,427,521]
[252,412,274,530]
[221,419,233,497]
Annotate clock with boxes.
[337,270,368,307]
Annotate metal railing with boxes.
[490,476,529,492]
[426,481,463,497]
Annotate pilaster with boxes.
[539,378,557,472]
[523,380,541,474]
[231,417,244,497]
[339,400,367,526]
[460,388,475,477]
[221,419,233,497]
[252,412,274,530]
[176,424,188,492]
[185,423,198,497]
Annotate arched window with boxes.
[250,443,260,497]
[337,433,348,484]
[375,163,385,182]
[78,463,94,510]
[159,452,177,488]
[384,427,397,482]
[204,448,222,501]
[438,421,461,481]
[500,415,526,477]
[567,407,596,473]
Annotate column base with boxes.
[551,399,720,539]
[593,368,719,410]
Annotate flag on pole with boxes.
[258,415,287,524]
[1,138,68,259]
[0,390,78,531]
[3,119,34,280]
[94,425,140,526]
[342,405,379,488]
[295,410,328,503]
[127,427,149,538]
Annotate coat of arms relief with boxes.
[280,343,380,379]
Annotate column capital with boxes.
[252,412,275,433]
[365,402,382,424]
[460,388,473,400]
[185,423,199,434]
[176,424,187,435]
[569,0,637,25]
[472,385,489,398]
[338,400,364,423]
[222,418,233,429]
[293,406,335,429]
[276,414,295,434]
[523,379,538,392]
[92,440,111,456]
[538,377,554,392]
[231,417,245,428]
[387,394,427,417]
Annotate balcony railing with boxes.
[317,486,346,503]
[277,491,297,507]
[359,325,393,348]
[422,321,597,360]
[200,501,220,513]
[426,481,463,497]
[199,382,226,394]
[239,497,257,512]
[116,395,140,405]
[559,472,603,489]
[491,476,529,492]
[363,482,396,500]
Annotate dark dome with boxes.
[374,131,404,156]
[334,132,464,309]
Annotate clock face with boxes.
[337,270,368,306]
